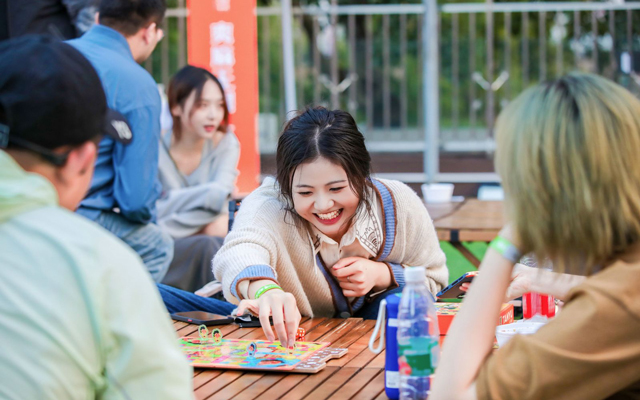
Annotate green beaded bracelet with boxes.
[254,283,283,299]
[489,235,522,264]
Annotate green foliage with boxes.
[148,1,640,133]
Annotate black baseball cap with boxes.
[0,35,133,166]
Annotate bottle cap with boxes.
[404,266,426,283]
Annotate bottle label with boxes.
[386,371,399,388]
[398,337,439,377]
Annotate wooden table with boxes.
[426,199,505,267]
[174,317,389,400]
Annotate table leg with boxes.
[451,242,481,268]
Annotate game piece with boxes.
[287,343,296,357]
[198,325,209,342]
[296,328,305,341]
[247,342,257,357]
[212,328,222,344]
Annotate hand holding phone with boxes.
[436,271,478,299]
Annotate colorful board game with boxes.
[178,326,347,373]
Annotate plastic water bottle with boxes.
[397,267,440,400]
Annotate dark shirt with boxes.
[0,0,76,40]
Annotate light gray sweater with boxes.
[157,131,240,238]
[213,177,448,318]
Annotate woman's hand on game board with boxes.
[236,289,301,347]
[332,257,392,297]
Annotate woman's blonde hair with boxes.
[495,73,640,275]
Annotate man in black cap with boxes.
[0,36,192,399]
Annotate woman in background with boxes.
[158,66,240,292]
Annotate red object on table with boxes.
[296,328,305,341]
[436,302,515,335]
[523,292,556,319]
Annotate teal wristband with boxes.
[254,283,282,299]
[489,236,522,264]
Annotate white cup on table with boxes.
[421,183,455,203]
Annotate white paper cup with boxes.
[421,183,454,203]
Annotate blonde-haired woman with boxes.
[431,73,640,399]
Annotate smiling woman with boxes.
[291,158,360,242]
[157,106,448,348]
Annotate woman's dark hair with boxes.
[168,65,229,141]
[276,107,373,221]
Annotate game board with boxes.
[178,336,347,373]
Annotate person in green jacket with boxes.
[0,36,193,399]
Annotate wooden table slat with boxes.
[327,367,382,400]
[374,391,389,400]
[301,367,360,400]
[431,199,504,232]
[366,350,386,369]
[192,370,223,390]
[328,321,377,367]
[458,230,500,242]
[194,370,243,399]
[312,318,364,344]
[348,370,386,400]
[253,373,307,399]
[304,318,352,342]
[299,317,331,335]
[229,373,287,399]
[205,372,265,400]
[329,320,375,348]
[278,366,341,400]
[344,343,382,369]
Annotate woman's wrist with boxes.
[248,279,281,299]
[254,283,283,299]
[372,261,393,292]
[489,236,522,264]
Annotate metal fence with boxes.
[149,1,640,183]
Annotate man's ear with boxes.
[58,141,97,182]
[143,22,158,44]
[94,12,100,25]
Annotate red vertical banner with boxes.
[187,0,260,195]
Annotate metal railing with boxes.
[149,2,640,183]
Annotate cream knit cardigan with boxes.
[213,177,448,318]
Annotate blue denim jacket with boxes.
[68,25,161,223]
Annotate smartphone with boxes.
[436,271,478,299]
[171,311,234,326]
